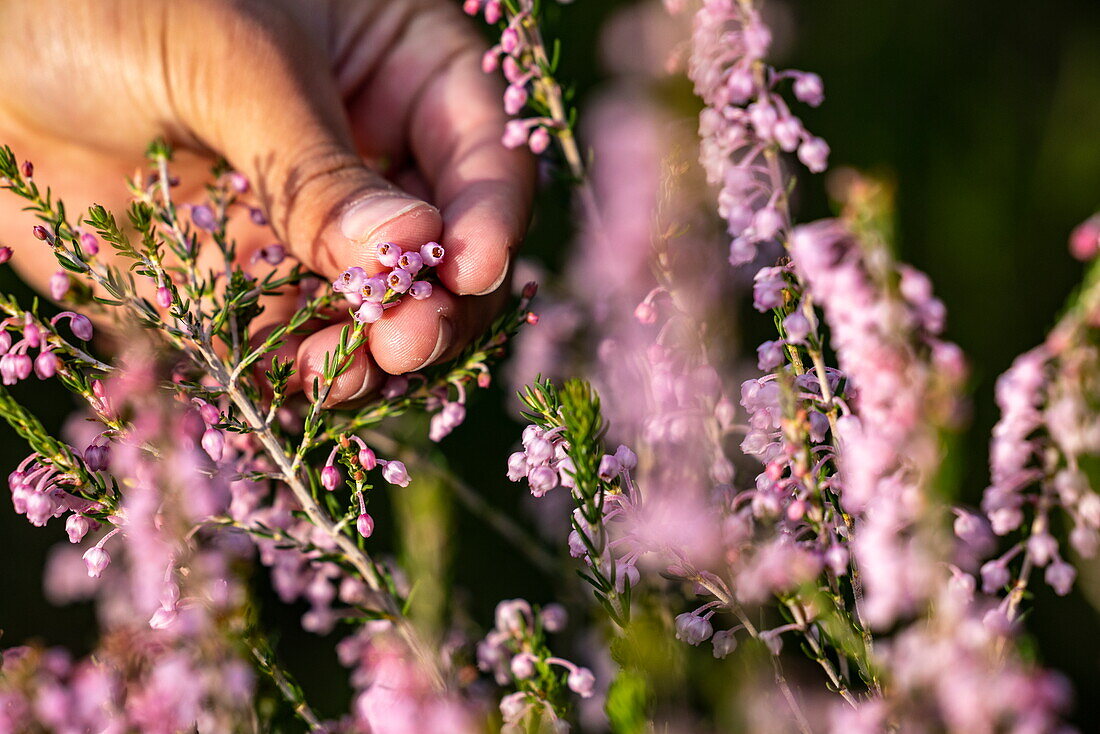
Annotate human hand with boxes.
[0,0,533,404]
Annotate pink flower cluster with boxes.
[337,625,479,734]
[688,0,830,266]
[332,241,444,324]
[466,0,557,154]
[477,598,594,731]
[0,311,91,385]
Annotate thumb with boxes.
[166,1,440,277]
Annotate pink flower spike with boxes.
[356,513,375,539]
[354,301,384,324]
[420,242,445,267]
[376,242,401,268]
[409,281,433,300]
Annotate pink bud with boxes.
[358,447,377,470]
[397,250,423,275]
[197,401,220,425]
[502,120,530,149]
[1070,216,1100,261]
[501,27,520,54]
[419,242,445,267]
[478,372,492,389]
[354,301,384,324]
[82,546,110,578]
[156,286,172,309]
[528,127,551,154]
[567,667,595,698]
[526,312,539,325]
[201,428,225,461]
[49,272,69,301]
[321,465,340,491]
[634,301,657,324]
[79,233,99,255]
[356,513,375,538]
[482,49,500,73]
[797,137,830,173]
[462,0,480,15]
[69,314,93,341]
[386,268,412,294]
[0,246,11,264]
[33,350,57,379]
[377,242,401,268]
[503,85,528,115]
[793,72,825,107]
[20,160,33,179]
[32,225,49,241]
[250,207,267,226]
[229,172,250,193]
[381,460,410,487]
[191,204,217,232]
[484,0,502,24]
[409,281,433,300]
[258,244,286,265]
[66,514,91,543]
[382,376,408,399]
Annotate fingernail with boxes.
[412,317,453,372]
[472,252,511,297]
[340,195,434,243]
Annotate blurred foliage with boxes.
[1,0,1099,728]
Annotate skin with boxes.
[0,0,534,405]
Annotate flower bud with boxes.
[358,446,377,471]
[354,301,384,324]
[191,204,217,232]
[82,546,110,578]
[79,233,99,256]
[33,350,57,379]
[201,428,225,462]
[0,246,12,264]
[381,460,410,487]
[32,225,49,241]
[567,667,595,698]
[510,653,536,679]
[321,465,341,491]
[409,281,433,300]
[356,513,375,538]
[420,242,445,267]
[66,514,91,543]
[539,603,568,632]
[376,242,401,268]
[69,314,93,341]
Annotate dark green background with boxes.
[1,0,1098,728]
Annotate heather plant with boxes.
[0,0,1097,733]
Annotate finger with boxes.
[366,283,510,375]
[295,326,386,407]
[344,4,534,297]
[163,0,442,280]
